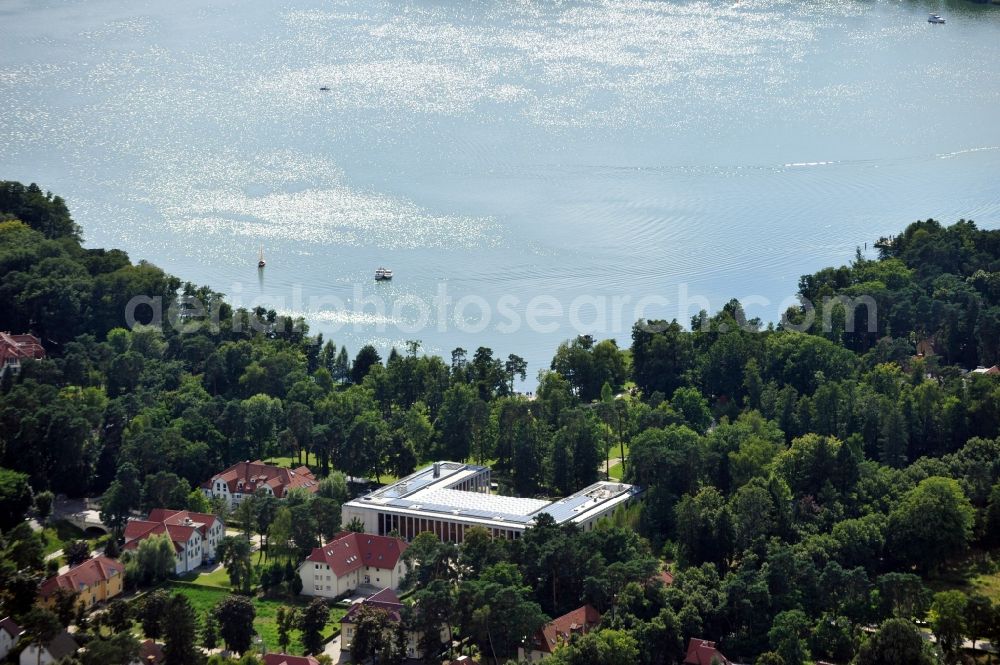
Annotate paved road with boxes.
[323,635,348,663]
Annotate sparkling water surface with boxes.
[2,0,1000,381]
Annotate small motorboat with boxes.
[258,245,266,269]
[374,267,393,281]
[319,86,331,91]
[928,13,946,23]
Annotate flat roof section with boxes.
[409,487,551,517]
[347,462,641,530]
[540,482,637,523]
[363,462,486,503]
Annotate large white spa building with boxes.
[342,461,641,542]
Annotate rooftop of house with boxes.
[137,639,165,664]
[38,556,125,598]
[528,604,601,654]
[342,587,404,623]
[683,638,732,665]
[0,616,23,638]
[123,520,196,554]
[40,631,78,660]
[202,460,318,498]
[123,509,220,554]
[0,331,45,363]
[303,532,407,577]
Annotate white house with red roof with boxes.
[201,460,318,508]
[0,617,24,661]
[518,604,601,662]
[0,331,45,377]
[298,532,408,598]
[123,509,224,574]
[341,588,446,661]
[19,630,78,665]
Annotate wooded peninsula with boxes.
[3,180,1000,665]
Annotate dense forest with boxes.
[3,179,1000,665]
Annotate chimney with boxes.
[433,462,441,478]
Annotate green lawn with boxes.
[607,463,624,481]
[261,456,306,469]
[177,566,232,589]
[927,552,1000,604]
[166,583,344,653]
[39,520,107,559]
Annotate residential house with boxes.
[19,631,78,665]
[0,617,24,661]
[38,556,125,610]
[652,569,674,587]
[201,461,318,508]
[123,509,224,574]
[261,654,321,665]
[299,532,407,598]
[131,639,165,665]
[683,638,732,665]
[340,588,444,661]
[518,604,601,662]
[0,331,45,377]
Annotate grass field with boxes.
[177,566,232,589]
[167,582,344,653]
[928,552,1000,604]
[39,520,108,560]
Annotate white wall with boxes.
[20,645,56,665]
[0,630,20,661]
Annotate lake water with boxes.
[3,0,1000,383]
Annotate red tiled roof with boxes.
[202,461,318,498]
[0,332,45,364]
[0,616,23,638]
[342,588,403,623]
[147,509,220,537]
[122,520,196,554]
[528,604,601,654]
[38,557,124,598]
[304,532,407,577]
[261,654,320,665]
[138,639,165,664]
[683,638,731,665]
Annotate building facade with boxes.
[0,331,45,377]
[0,617,23,662]
[201,461,318,508]
[123,509,224,574]
[19,632,77,665]
[343,461,641,543]
[341,588,446,661]
[298,532,407,598]
[38,557,125,610]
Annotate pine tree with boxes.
[163,594,201,665]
